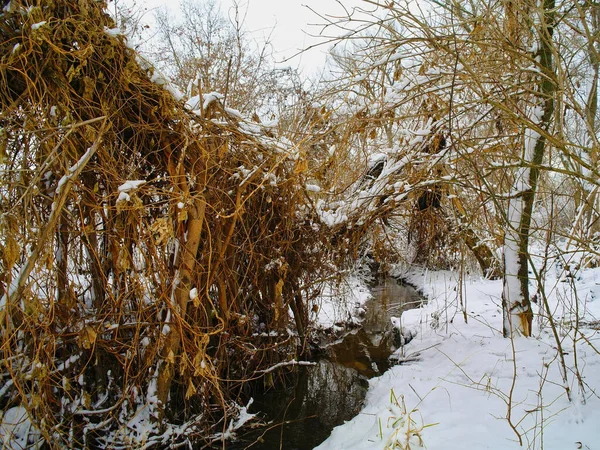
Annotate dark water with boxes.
[231,278,423,450]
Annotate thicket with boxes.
[0,0,353,446]
[308,0,600,335]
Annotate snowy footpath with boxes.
[315,267,600,450]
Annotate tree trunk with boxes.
[582,2,600,237]
[56,211,70,307]
[156,195,206,409]
[502,0,555,337]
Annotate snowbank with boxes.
[316,268,600,450]
[313,276,372,330]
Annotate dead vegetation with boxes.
[0,0,530,446]
[0,0,342,446]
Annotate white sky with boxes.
[126,0,367,76]
[221,0,366,74]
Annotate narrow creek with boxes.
[232,278,424,450]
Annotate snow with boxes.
[262,118,279,128]
[224,107,243,119]
[166,84,184,101]
[185,92,226,113]
[202,92,224,111]
[212,399,259,441]
[314,150,418,229]
[503,197,524,333]
[150,70,169,86]
[502,103,547,335]
[316,266,600,450]
[0,406,41,450]
[185,95,202,110]
[54,354,80,372]
[103,26,123,37]
[161,308,172,336]
[116,180,146,203]
[315,276,372,329]
[117,191,130,203]
[239,120,263,135]
[368,152,387,166]
[232,398,257,431]
[30,21,46,31]
[53,145,96,198]
[256,359,317,374]
[147,67,184,101]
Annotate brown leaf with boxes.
[166,349,175,365]
[185,379,196,399]
[294,159,308,174]
[79,326,97,350]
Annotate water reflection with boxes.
[234,361,368,449]
[328,278,423,377]
[231,278,423,450]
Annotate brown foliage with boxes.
[0,0,333,446]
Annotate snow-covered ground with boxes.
[315,266,600,450]
[3,263,597,449]
[313,276,372,330]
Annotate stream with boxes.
[231,278,424,450]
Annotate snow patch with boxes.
[103,26,123,37]
[0,406,41,450]
[30,21,46,31]
[203,92,224,111]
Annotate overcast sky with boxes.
[127,0,367,75]
[221,0,366,73]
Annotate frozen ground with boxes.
[315,266,600,450]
